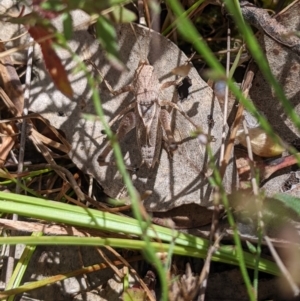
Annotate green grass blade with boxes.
[6,232,43,301]
[0,236,279,276]
[0,192,279,276]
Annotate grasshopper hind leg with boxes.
[160,109,178,153]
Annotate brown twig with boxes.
[265,235,300,296]
[220,63,257,179]
[105,246,156,301]
[238,153,299,182]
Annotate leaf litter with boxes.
[3,1,300,299]
[246,0,300,199]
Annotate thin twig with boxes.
[96,247,124,279]
[242,119,259,195]
[219,23,231,165]
[204,20,231,301]
[142,0,151,27]
[220,63,256,178]
[106,246,156,301]
[265,235,300,296]
[0,30,28,44]
[138,0,147,26]
[241,118,262,297]
[0,255,144,299]
[197,233,224,301]
[31,163,85,201]
[0,218,120,238]
[210,19,231,243]
[5,38,34,287]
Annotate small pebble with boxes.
[213,80,227,100]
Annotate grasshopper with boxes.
[96,57,201,169]
[93,22,203,169]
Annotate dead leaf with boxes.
[123,287,147,301]
[0,41,24,116]
[249,0,300,143]
[240,0,300,55]
[236,127,285,157]
[0,123,17,166]
[248,0,300,197]
[0,41,24,166]
[171,63,192,77]
[27,23,73,98]
[152,203,214,228]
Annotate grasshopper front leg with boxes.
[87,59,134,96]
[103,79,134,96]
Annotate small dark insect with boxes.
[207,114,215,129]
[177,76,192,101]
[291,137,300,152]
[143,270,156,291]
[87,24,96,38]
[57,111,65,117]
[281,172,300,192]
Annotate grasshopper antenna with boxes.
[130,2,149,63]
[131,0,161,64]
[137,0,148,26]
[129,22,148,63]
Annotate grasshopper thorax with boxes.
[135,61,159,105]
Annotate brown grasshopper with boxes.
[96,57,201,169]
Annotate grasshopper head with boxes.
[138,59,150,66]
